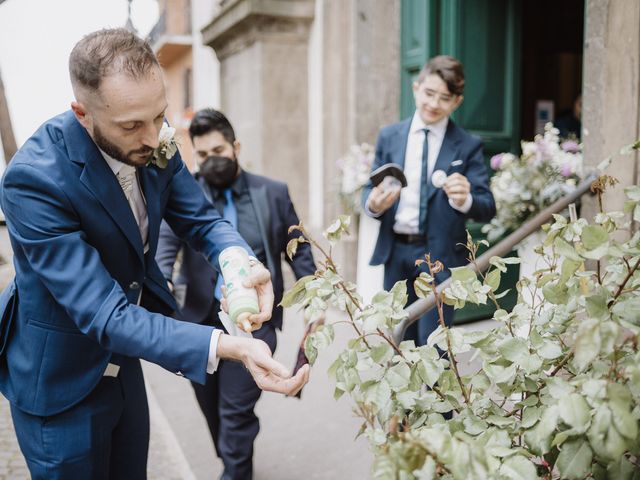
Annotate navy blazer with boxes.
[0,111,252,416]
[156,172,316,330]
[362,118,496,272]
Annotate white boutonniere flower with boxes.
[149,123,178,169]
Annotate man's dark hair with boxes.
[418,55,465,96]
[69,28,159,93]
[189,108,236,144]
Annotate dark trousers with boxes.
[384,240,454,346]
[192,302,277,480]
[10,354,149,479]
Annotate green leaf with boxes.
[323,215,351,244]
[554,237,582,261]
[499,455,538,480]
[483,362,517,385]
[490,256,507,273]
[304,333,318,365]
[417,357,444,388]
[581,225,609,250]
[498,337,528,363]
[537,340,563,360]
[612,296,640,322]
[414,274,433,299]
[558,393,591,432]
[607,456,639,480]
[279,275,314,307]
[327,355,343,378]
[585,288,610,320]
[556,439,593,480]
[450,266,477,283]
[560,258,582,284]
[385,363,411,392]
[542,282,569,305]
[485,269,501,291]
[370,343,394,364]
[573,319,602,372]
[396,390,418,409]
[521,407,541,429]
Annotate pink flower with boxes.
[490,153,503,170]
[561,140,580,153]
[560,164,573,177]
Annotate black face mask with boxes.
[199,155,238,189]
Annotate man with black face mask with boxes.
[156,108,317,480]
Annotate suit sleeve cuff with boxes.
[206,329,223,374]
[364,194,383,218]
[449,194,473,214]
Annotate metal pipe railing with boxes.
[392,172,599,343]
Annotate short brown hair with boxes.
[418,55,465,96]
[69,28,159,92]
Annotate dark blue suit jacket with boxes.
[363,118,496,273]
[156,172,316,330]
[0,111,251,416]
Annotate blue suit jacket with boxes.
[363,118,496,272]
[156,172,316,330]
[0,111,251,416]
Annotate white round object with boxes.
[431,169,447,189]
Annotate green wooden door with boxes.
[400,0,522,322]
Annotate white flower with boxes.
[150,123,178,169]
[158,124,176,144]
[337,143,375,214]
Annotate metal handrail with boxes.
[392,171,599,343]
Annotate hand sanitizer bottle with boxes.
[218,246,260,332]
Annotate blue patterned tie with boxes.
[214,188,238,300]
[418,128,429,235]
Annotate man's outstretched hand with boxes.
[217,334,310,396]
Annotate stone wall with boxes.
[583,0,640,224]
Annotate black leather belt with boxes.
[394,233,427,244]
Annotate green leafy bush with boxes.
[282,183,640,479]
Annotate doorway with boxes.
[520,0,584,140]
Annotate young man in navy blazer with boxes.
[0,29,308,479]
[156,109,317,480]
[363,55,496,346]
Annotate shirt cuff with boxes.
[364,194,383,218]
[449,194,473,214]
[206,329,223,374]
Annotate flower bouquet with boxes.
[482,123,583,242]
[336,143,375,214]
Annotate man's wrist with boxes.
[217,333,249,363]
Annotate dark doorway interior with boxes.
[520,0,584,141]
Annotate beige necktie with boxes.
[117,167,149,250]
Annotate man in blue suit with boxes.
[363,55,496,346]
[156,108,317,480]
[0,29,308,479]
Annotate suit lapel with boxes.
[427,121,461,203]
[393,119,412,169]
[388,120,412,218]
[63,113,145,264]
[246,174,277,279]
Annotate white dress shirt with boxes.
[366,112,472,232]
[101,151,221,374]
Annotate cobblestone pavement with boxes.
[0,396,29,479]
